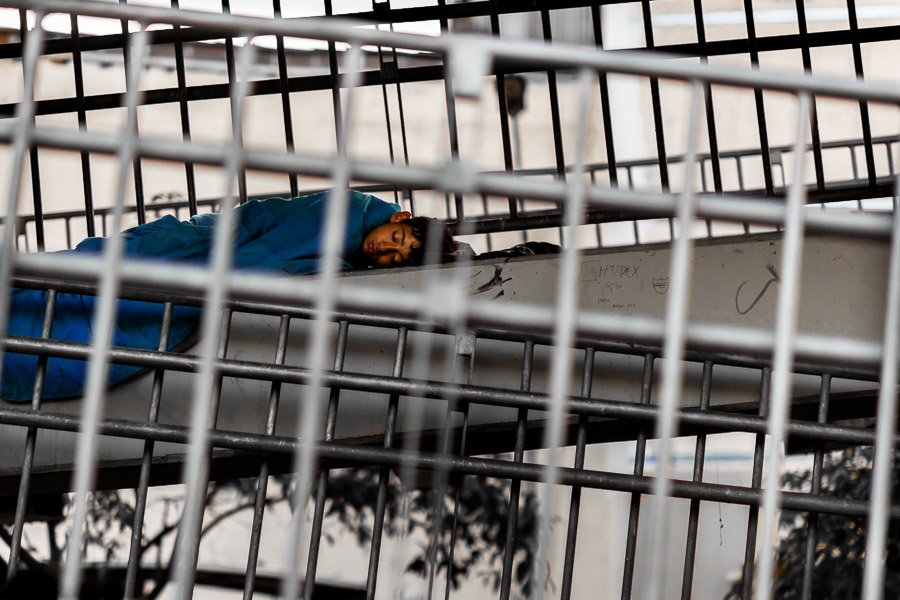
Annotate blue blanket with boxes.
[2,191,398,402]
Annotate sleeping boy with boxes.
[1,191,456,402]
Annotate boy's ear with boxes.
[390,211,412,223]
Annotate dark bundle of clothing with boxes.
[476,241,561,260]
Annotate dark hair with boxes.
[405,216,456,266]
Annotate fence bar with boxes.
[498,340,535,600]
[364,327,408,600]
[18,11,44,251]
[240,314,291,599]
[171,0,198,216]
[324,0,342,143]
[281,42,363,600]
[641,0,670,193]
[303,320,351,600]
[559,347,596,600]
[846,0,878,187]
[60,25,148,600]
[273,0,298,198]
[0,6,42,428]
[620,354,655,599]
[3,399,896,520]
[69,13,96,237]
[680,360,713,600]
[5,288,56,582]
[693,0,723,196]
[169,35,254,600]
[646,80,704,600]
[794,1,825,193]
[437,0,462,222]
[123,301,175,599]
[430,348,476,600]
[860,130,900,600]
[755,92,811,600]
[531,68,593,600]
[741,367,771,600]
[376,30,401,205]
[488,0,519,217]
[222,0,248,205]
[590,5,618,188]
[800,374,831,600]
[119,2,146,225]
[741,0,775,195]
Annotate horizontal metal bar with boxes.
[0,405,894,520]
[8,270,880,382]
[3,0,900,103]
[9,250,888,370]
[0,333,888,448]
[0,123,893,240]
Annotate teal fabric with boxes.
[2,191,398,402]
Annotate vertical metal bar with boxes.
[692,0,723,197]
[621,353,655,600]
[559,347,596,600]
[640,0,670,192]
[70,13,95,237]
[741,367,772,600]
[425,338,476,600]
[860,126,900,600]
[386,16,416,210]
[499,340,535,600]
[488,0,518,217]
[364,327,408,600]
[742,0,775,195]
[646,81,704,600]
[171,0,198,217]
[440,354,476,600]
[375,24,401,205]
[540,5,565,181]
[119,3,146,224]
[800,374,831,600]
[755,93,811,600]
[273,0,298,198]
[539,4,568,244]
[302,320,351,600]
[18,11,44,252]
[590,5,618,189]
[793,1,825,192]
[238,316,284,596]
[124,302,175,599]
[6,289,56,583]
[222,0,248,204]
[61,25,149,600]
[208,308,234,428]
[324,0,343,144]
[282,43,363,600]
[846,0,877,187]
[531,68,593,600]
[438,0,464,223]
[680,360,714,600]
[171,35,255,600]
[0,10,42,392]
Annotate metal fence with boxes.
[0,1,898,599]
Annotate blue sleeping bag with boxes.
[2,191,398,402]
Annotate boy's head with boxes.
[360,211,456,267]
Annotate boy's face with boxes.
[361,211,421,267]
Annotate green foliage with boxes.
[38,467,538,596]
[322,467,541,595]
[725,446,900,599]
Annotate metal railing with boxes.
[0,2,898,600]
